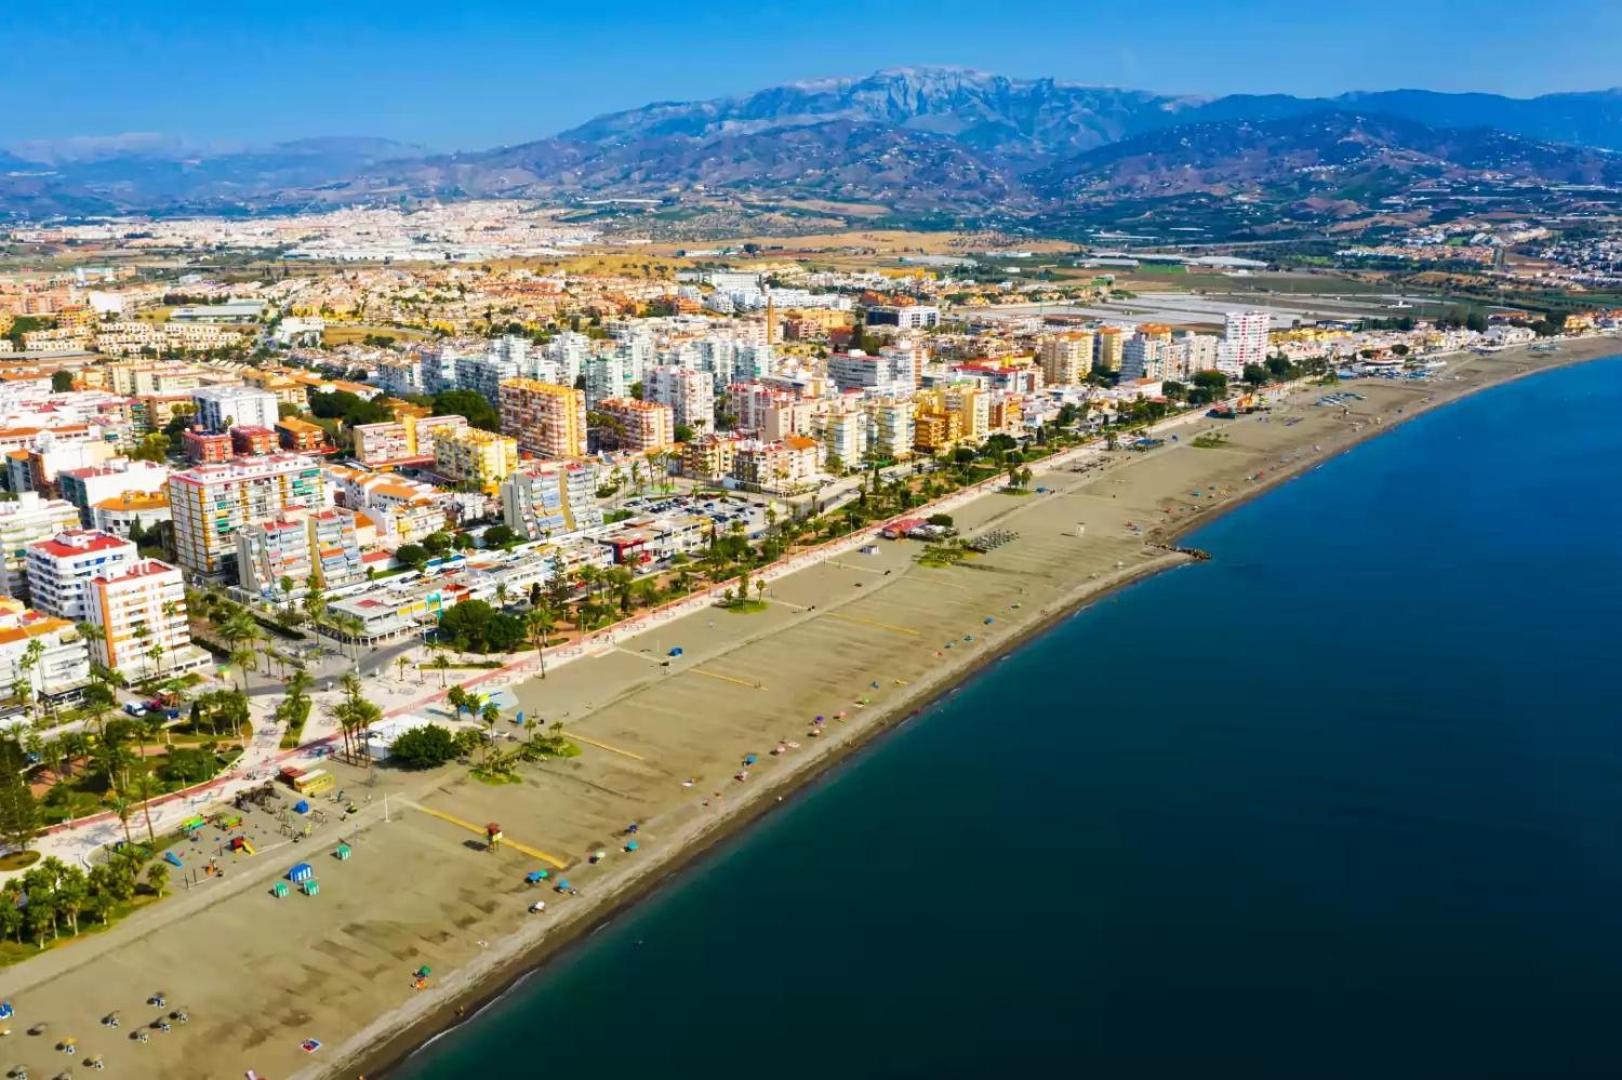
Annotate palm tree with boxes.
[480,701,501,767]
[16,638,45,725]
[135,773,158,846]
[107,794,134,850]
[526,605,556,680]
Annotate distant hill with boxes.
[5,69,1622,227]
[1035,111,1622,206]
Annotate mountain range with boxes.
[5,68,1622,229]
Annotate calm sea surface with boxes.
[398,357,1622,1080]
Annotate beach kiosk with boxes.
[287,862,314,884]
[334,843,352,862]
[271,881,290,898]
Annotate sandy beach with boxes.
[0,337,1613,1080]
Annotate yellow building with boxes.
[1095,327,1126,373]
[432,426,519,494]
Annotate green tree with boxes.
[145,862,170,897]
[432,389,501,431]
[0,740,40,854]
[389,724,459,768]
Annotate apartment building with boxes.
[866,398,916,462]
[500,462,604,540]
[1094,326,1127,373]
[85,559,210,679]
[0,491,83,601]
[353,413,467,467]
[432,426,519,494]
[236,507,365,600]
[230,425,277,456]
[330,469,447,547]
[275,416,329,453]
[55,457,168,525]
[167,454,329,581]
[593,398,675,454]
[828,348,917,396]
[822,409,868,470]
[582,355,629,408]
[25,529,137,621]
[500,379,587,459]
[731,436,821,494]
[192,385,279,433]
[1038,331,1095,386]
[1220,310,1272,374]
[91,490,170,538]
[0,599,90,702]
[680,433,742,481]
[181,429,232,464]
[454,352,519,403]
[865,304,940,329]
[646,366,715,433]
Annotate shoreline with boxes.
[347,338,1622,1080]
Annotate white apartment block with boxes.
[646,366,716,432]
[1219,311,1272,374]
[192,384,280,433]
[0,492,84,603]
[500,463,604,541]
[0,601,90,702]
[85,559,210,679]
[828,349,917,396]
[24,529,138,621]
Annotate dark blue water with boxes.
[398,358,1622,1080]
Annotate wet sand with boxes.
[0,338,1613,1080]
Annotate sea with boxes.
[396,357,1622,1080]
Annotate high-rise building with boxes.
[167,454,329,581]
[583,355,629,408]
[500,379,587,460]
[500,463,604,540]
[191,385,279,433]
[236,507,365,600]
[646,366,715,433]
[1094,327,1127,373]
[1038,332,1095,386]
[593,398,676,454]
[25,529,138,621]
[0,492,83,602]
[455,352,520,403]
[85,559,210,678]
[1220,311,1272,374]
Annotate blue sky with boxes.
[9,0,1622,150]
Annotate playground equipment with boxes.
[229,837,255,855]
[162,852,183,869]
[293,800,310,815]
[485,822,503,850]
